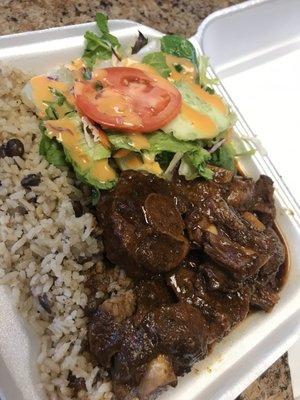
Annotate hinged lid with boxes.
[191,0,300,221]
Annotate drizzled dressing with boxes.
[29,52,229,183]
[30,76,71,117]
[45,118,116,183]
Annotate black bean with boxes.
[67,371,86,393]
[0,144,6,158]
[15,205,28,215]
[38,293,52,314]
[21,173,41,188]
[28,195,37,204]
[5,139,24,157]
[72,200,83,218]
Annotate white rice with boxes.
[0,65,134,399]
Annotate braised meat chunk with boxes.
[110,303,208,400]
[166,260,250,344]
[203,229,270,281]
[89,170,286,400]
[97,171,189,279]
[141,303,208,375]
[88,308,124,368]
[133,277,174,325]
[252,175,276,225]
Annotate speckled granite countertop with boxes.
[0,1,295,399]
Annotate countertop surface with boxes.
[0,1,294,399]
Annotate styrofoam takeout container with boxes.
[0,0,300,399]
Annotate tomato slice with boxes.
[74,67,182,133]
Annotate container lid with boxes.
[192,0,300,221]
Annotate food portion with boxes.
[0,12,287,400]
[92,169,285,399]
[22,13,237,195]
[97,171,189,279]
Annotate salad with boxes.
[23,13,238,198]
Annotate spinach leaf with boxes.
[82,13,120,69]
[132,31,148,54]
[161,35,198,70]
[142,52,171,78]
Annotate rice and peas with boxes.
[0,65,135,399]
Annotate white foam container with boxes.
[1,1,300,399]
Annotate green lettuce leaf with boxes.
[184,148,213,179]
[95,13,120,48]
[198,56,219,93]
[210,142,236,171]
[147,131,202,154]
[39,124,67,167]
[161,35,198,70]
[149,132,213,179]
[179,156,212,181]
[108,130,204,155]
[106,133,137,151]
[142,52,171,78]
[82,13,120,69]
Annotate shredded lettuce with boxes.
[107,130,204,156]
[107,130,215,179]
[95,13,120,48]
[148,132,213,180]
[164,152,184,180]
[41,90,114,189]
